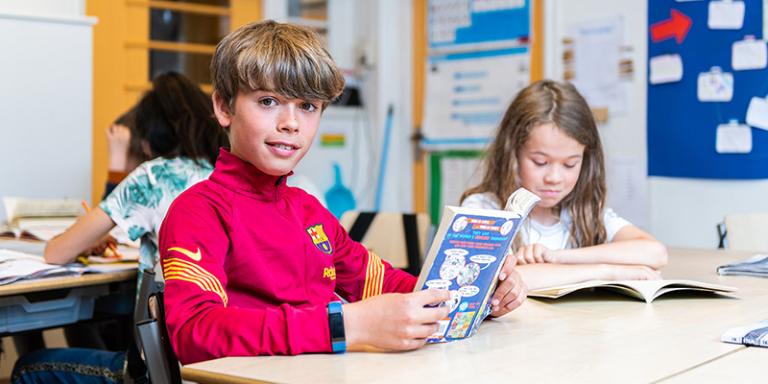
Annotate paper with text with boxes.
[716,121,752,153]
[732,37,768,70]
[708,0,745,30]
[746,96,768,130]
[697,67,733,102]
[649,54,683,84]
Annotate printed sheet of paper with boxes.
[423,51,529,145]
[439,156,483,207]
[649,54,684,84]
[708,0,745,30]
[697,67,734,102]
[732,37,768,70]
[746,96,768,130]
[569,17,627,114]
[716,122,752,153]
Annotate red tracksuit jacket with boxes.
[159,149,416,364]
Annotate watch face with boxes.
[329,311,345,341]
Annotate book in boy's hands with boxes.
[717,254,768,278]
[721,319,768,348]
[528,279,736,303]
[414,188,539,343]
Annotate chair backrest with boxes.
[725,213,768,252]
[133,268,181,384]
[340,211,432,276]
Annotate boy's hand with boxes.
[489,256,527,317]
[107,124,131,172]
[343,289,449,351]
[515,243,554,264]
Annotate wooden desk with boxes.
[181,248,768,384]
[0,266,137,335]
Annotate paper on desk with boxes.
[746,96,768,130]
[708,0,745,30]
[732,37,768,70]
[697,67,733,102]
[0,249,83,285]
[716,121,752,154]
[649,54,683,85]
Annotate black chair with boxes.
[340,211,432,276]
[133,268,181,384]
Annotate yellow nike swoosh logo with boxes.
[168,246,202,261]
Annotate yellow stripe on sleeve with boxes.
[163,257,229,306]
[362,251,385,299]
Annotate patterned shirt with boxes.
[100,157,213,270]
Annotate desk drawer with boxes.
[0,285,108,333]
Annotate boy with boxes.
[159,20,527,364]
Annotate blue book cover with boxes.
[415,188,538,343]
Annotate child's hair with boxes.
[461,79,607,247]
[210,19,345,111]
[113,106,150,165]
[134,72,229,165]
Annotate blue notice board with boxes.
[648,0,768,179]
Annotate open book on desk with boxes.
[414,188,540,343]
[528,279,737,303]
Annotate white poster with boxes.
[422,51,529,149]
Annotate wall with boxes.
[545,0,768,248]
[0,3,94,220]
[265,0,414,213]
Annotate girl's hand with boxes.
[605,264,661,281]
[107,124,131,172]
[515,243,554,265]
[489,256,527,317]
[84,234,118,256]
[343,289,450,351]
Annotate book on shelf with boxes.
[414,188,540,343]
[528,279,736,303]
[722,319,768,348]
[1,197,81,241]
[717,254,768,278]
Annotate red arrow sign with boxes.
[651,9,692,44]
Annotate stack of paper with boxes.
[717,254,768,278]
[0,249,84,285]
[1,197,81,241]
[722,320,768,348]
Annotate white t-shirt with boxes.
[461,192,631,250]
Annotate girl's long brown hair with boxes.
[461,80,607,247]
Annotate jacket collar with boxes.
[210,148,292,201]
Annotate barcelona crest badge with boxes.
[306,224,333,254]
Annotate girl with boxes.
[44,71,228,271]
[461,80,667,290]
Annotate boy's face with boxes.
[214,90,323,176]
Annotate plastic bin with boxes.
[0,285,108,333]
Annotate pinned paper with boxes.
[716,120,752,153]
[697,67,733,102]
[746,96,768,130]
[708,0,745,30]
[732,36,768,70]
[649,54,683,84]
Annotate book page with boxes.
[3,197,82,223]
[529,279,736,303]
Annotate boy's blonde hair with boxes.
[211,20,345,110]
